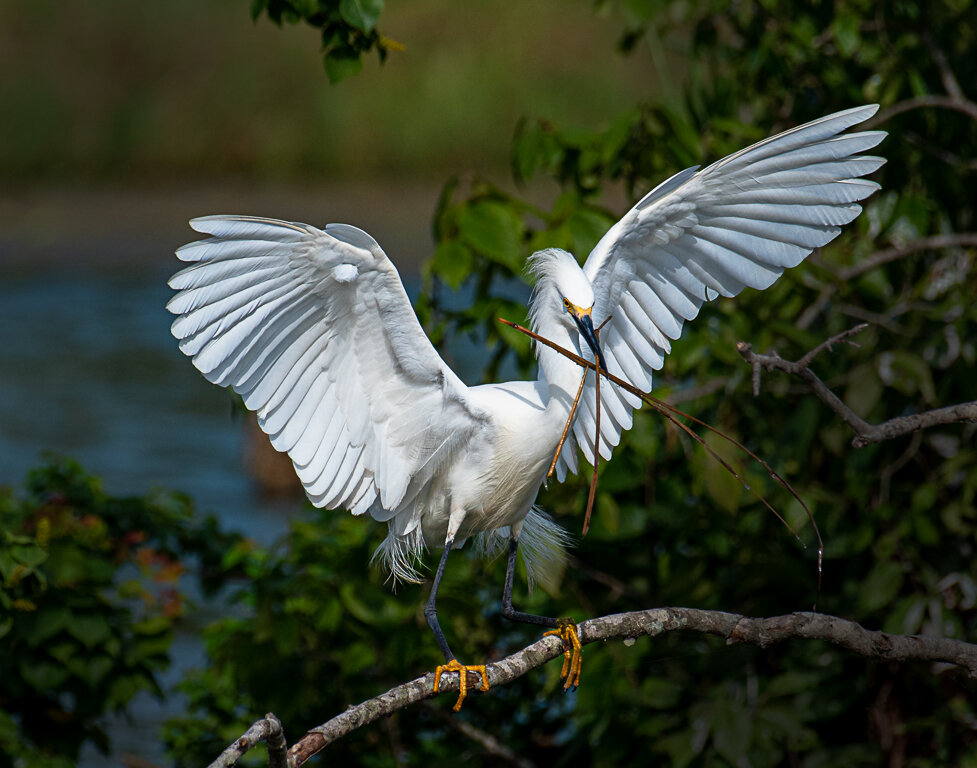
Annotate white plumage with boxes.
[168,105,885,592]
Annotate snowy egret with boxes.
[167,105,885,709]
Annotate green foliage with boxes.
[163,507,542,766]
[251,0,398,83]
[0,458,240,766]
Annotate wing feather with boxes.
[557,105,885,476]
[168,215,488,519]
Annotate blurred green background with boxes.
[0,0,656,266]
[2,1,976,768]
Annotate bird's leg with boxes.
[500,537,582,690]
[427,511,489,712]
[425,542,458,660]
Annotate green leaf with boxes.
[22,605,71,645]
[885,350,937,403]
[832,13,861,57]
[324,48,364,84]
[250,0,269,22]
[20,660,70,691]
[65,613,112,649]
[641,677,683,708]
[844,363,883,417]
[0,550,15,581]
[132,615,172,636]
[458,200,524,271]
[566,208,613,256]
[859,560,904,613]
[711,701,752,763]
[431,241,474,289]
[11,544,47,568]
[339,0,384,32]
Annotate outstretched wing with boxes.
[555,105,886,479]
[168,215,488,520]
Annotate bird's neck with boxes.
[531,296,590,418]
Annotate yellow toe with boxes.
[433,658,490,711]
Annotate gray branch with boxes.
[202,607,977,767]
[207,712,286,768]
[736,328,977,447]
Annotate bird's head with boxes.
[528,248,607,372]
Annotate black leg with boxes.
[500,535,583,691]
[500,537,558,628]
[425,540,456,661]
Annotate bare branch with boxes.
[286,633,570,766]
[837,234,977,282]
[660,376,727,405]
[795,323,869,369]
[207,713,286,768]
[798,234,977,330]
[424,703,540,768]
[210,608,977,767]
[736,330,977,447]
[864,95,977,127]
[923,31,964,101]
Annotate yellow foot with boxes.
[543,618,582,691]
[433,658,489,712]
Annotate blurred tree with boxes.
[164,0,977,766]
[0,458,241,767]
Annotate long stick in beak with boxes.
[497,316,823,596]
[571,312,607,536]
[582,324,601,536]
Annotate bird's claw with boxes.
[433,658,489,712]
[543,617,582,691]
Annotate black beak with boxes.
[575,313,607,373]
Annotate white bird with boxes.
[167,105,885,707]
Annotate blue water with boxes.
[0,263,289,765]
[0,267,256,520]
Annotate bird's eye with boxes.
[562,298,571,310]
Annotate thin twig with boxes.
[864,95,977,128]
[661,377,727,405]
[838,234,977,282]
[923,31,964,101]
[423,703,540,768]
[582,326,603,536]
[796,323,869,368]
[548,368,587,478]
[798,234,977,330]
[498,317,821,563]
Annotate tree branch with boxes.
[797,233,977,330]
[207,713,286,768]
[209,608,977,767]
[423,703,540,768]
[864,94,977,128]
[736,327,977,447]
[836,234,977,282]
